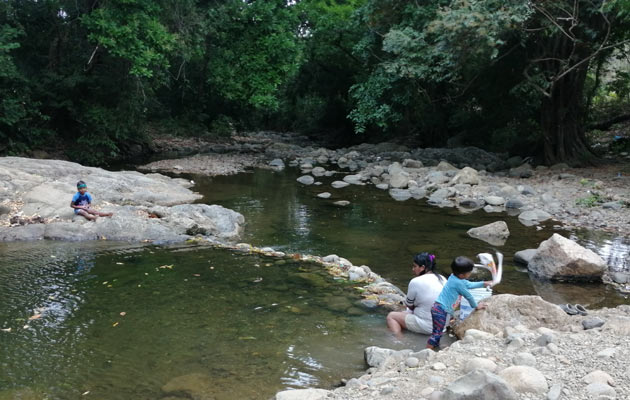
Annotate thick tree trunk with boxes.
[540,63,595,165]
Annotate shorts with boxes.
[404,313,432,335]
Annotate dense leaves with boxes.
[1,0,629,164]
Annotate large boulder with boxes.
[467,221,510,246]
[453,294,571,338]
[441,369,517,400]
[528,234,607,281]
[450,167,481,185]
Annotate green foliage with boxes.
[576,192,604,207]
[82,0,175,78]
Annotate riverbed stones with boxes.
[331,180,350,189]
[584,370,615,386]
[463,358,497,373]
[343,174,364,185]
[297,175,315,185]
[317,192,331,199]
[364,347,395,368]
[582,317,605,330]
[389,189,412,201]
[269,159,285,170]
[275,389,332,400]
[586,383,616,398]
[467,221,510,246]
[375,183,389,190]
[509,163,534,178]
[518,209,552,225]
[528,233,608,281]
[450,167,480,185]
[441,369,517,400]
[499,366,548,394]
[513,352,536,367]
[484,196,505,206]
[311,166,326,177]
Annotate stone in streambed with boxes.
[514,249,537,265]
[528,233,607,281]
[498,366,548,394]
[331,180,349,189]
[582,317,606,330]
[297,175,315,185]
[518,209,552,225]
[269,159,285,169]
[484,196,505,206]
[389,189,412,201]
[441,369,517,400]
[467,221,510,246]
[316,192,331,199]
[333,200,350,206]
[585,383,616,398]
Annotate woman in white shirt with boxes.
[386,252,446,335]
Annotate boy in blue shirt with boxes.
[427,256,494,349]
[70,180,113,221]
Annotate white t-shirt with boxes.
[404,273,446,332]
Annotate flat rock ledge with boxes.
[0,157,244,243]
[292,303,630,400]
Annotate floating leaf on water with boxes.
[1,328,11,333]
[253,277,263,283]
[112,322,119,327]
[264,263,272,267]
[82,391,90,396]
[28,314,42,320]
[193,274,201,277]
[253,306,263,311]
[107,285,113,288]
[23,325,30,329]
[238,336,256,340]
[137,285,142,287]
[210,267,215,270]
[116,262,124,265]
[144,273,149,276]
[159,264,174,269]
[102,281,108,285]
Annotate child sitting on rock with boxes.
[427,256,493,350]
[70,180,113,221]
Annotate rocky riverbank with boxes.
[275,297,630,400]
[0,157,244,243]
[139,131,630,237]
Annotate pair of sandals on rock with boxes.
[560,303,588,316]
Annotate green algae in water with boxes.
[0,243,402,400]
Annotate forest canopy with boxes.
[1,0,629,165]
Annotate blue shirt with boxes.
[435,274,485,314]
[71,192,93,214]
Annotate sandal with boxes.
[574,304,588,316]
[560,304,578,315]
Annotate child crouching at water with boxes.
[427,256,493,349]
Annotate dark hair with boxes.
[77,180,87,188]
[451,256,474,275]
[413,252,444,282]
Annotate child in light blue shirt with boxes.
[70,180,113,221]
[427,256,493,349]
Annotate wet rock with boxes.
[311,167,326,177]
[528,234,607,281]
[343,174,364,185]
[441,369,517,400]
[269,159,285,169]
[331,181,350,189]
[454,294,570,338]
[375,183,389,190]
[498,366,548,394]
[316,192,331,199]
[275,389,332,400]
[550,163,569,170]
[297,175,315,185]
[389,189,412,201]
[333,200,350,206]
[484,196,505,206]
[505,198,525,209]
[458,198,484,209]
[467,221,510,246]
[514,249,537,265]
[409,187,427,199]
[611,272,630,284]
[518,209,552,225]
[483,205,504,213]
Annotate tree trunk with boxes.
[540,63,595,165]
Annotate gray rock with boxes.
[611,272,629,284]
[297,175,315,185]
[375,183,389,190]
[389,189,412,201]
[450,167,480,185]
[316,192,331,199]
[518,209,552,225]
[505,199,525,209]
[602,201,623,210]
[275,389,332,400]
[550,163,569,170]
[388,162,410,188]
[514,249,537,265]
[484,196,505,206]
[583,370,615,386]
[427,171,450,185]
[331,180,350,189]
[547,383,562,400]
[596,348,615,358]
[513,352,536,367]
[436,161,458,171]
[483,205,504,213]
[442,369,517,400]
[467,221,510,246]
[311,167,326,177]
[269,159,285,169]
[402,159,423,168]
[333,200,350,206]
[585,383,616,398]
[509,163,534,178]
[507,156,524,168]
[342,174,363,185]
[458,198,484,209]
[499,366,548,394]
[517,184,537,196]
[409,187,427,199]
[463,358,497,373]
[405,357,420,368]
[528,234,608,281]
[558,173,576,180]
[582,317,605,330]
[535,333,555,346]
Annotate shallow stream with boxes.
[0,167,628,399]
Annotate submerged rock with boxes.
[467,221,510,246]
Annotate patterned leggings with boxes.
[428,302,448,348]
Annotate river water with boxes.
[0,168,628,399]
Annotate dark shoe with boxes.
[574,304,588,316]
[560,304,578,315]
